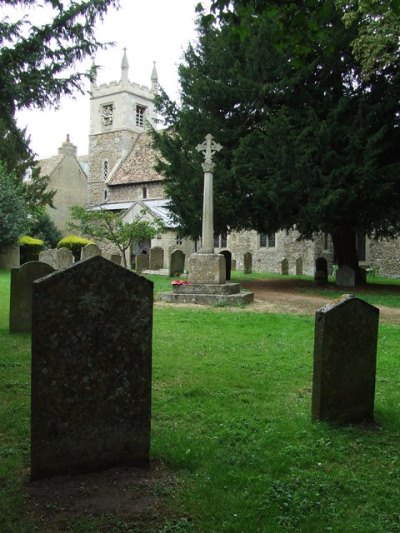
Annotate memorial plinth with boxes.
[158,134,253,306]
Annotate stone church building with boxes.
[40,50,400,277]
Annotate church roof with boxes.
[36,155,63,176]
[108,132,163,186]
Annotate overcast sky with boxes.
[15,0,211,160]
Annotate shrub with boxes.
[19,235,45,264]
[57,235,94,261]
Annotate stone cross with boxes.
[196,134,222,253]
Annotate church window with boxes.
[103,160,109,180]
[102,104,113,126]
[176,235,183,245]
[214,234,219,248]
[142,187,147,199]
[221,233,227,248]
[259,233,267,247]
[104,189,108,201]
[267,233,276,248]
[136,104,146,128]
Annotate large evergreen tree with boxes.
[153,0,400,278]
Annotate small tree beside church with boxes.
[69,206,164,268]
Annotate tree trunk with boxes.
[331,224,365,284]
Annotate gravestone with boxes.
[231,259,237,271]
[314,257,328,285]
[312,295,379,424]
[243,252,252,274]
[336,265,355,288]
[220,250,232,280]
[81,243,102,261]
[0,244,20,269]
[39,249,58,269]
[31,256,153,480]
[296,257,303,276]
[110,253,122,266]
[169,250,185,276]
[57,247,73,269]
[149,247,164,270]
[281,258,289,275]
[9,261,55,333]
[136,254,149,274]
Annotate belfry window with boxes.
[102,104,113,126]
[136,104,146,128]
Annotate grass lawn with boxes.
[1,269,400,531]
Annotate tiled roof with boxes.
[108,132,163,186]
[36,155,63,176]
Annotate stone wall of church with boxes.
[368,238,400,277]
[226,229,334,275]
[108,182,165,202]
[88,130,137,205]
[47,156,88,234]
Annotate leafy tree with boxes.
[0,0,120,204]
[0,162,28,251]
[28,209,62,248]
[68,206,165,268]
[154,0,400,280]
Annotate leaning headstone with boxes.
[39,249,58,269]
[169,250,185,276]
[149,247,164,270]
[81,243,102,261]
[314,257,328,285]
[136,254,149,274]
[31,256,153,480]
[281,258,289,275]
[336,265,355,288]
[57,247,73,269]
[9,261,55,333]
[296,257,303,276]
[312,295,379,424]
[243,252,252,274]
[110,253,122,266]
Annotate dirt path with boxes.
[239,278,400,325]
[158,278,400,325]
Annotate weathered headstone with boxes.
[169,250,185,276]
[39,249,58,269]
[81,243,102,261]
[314,257,328,285]
[296,257,303,276]
[57,247,73,269]
[136,254,149,274]
[336,265,355,288]
[31,256,153,480]
[110,253,122,266]
[243,252,252,274]
[0,244,20,269]
[220,250,232,281]
[281,258,289,275]
[312,295,379,424]
[9,261,55,333]
[149,247,164,270]
[231,259,237,271]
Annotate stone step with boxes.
[172,282,241,295]
[158,291,254,306]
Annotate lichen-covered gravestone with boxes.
[312,295,379,424]
[243,252,252,274]
[80,243,102,261]
[31,256,153,480]
[9,261,55,333]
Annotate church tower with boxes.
[88,50,158,206]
